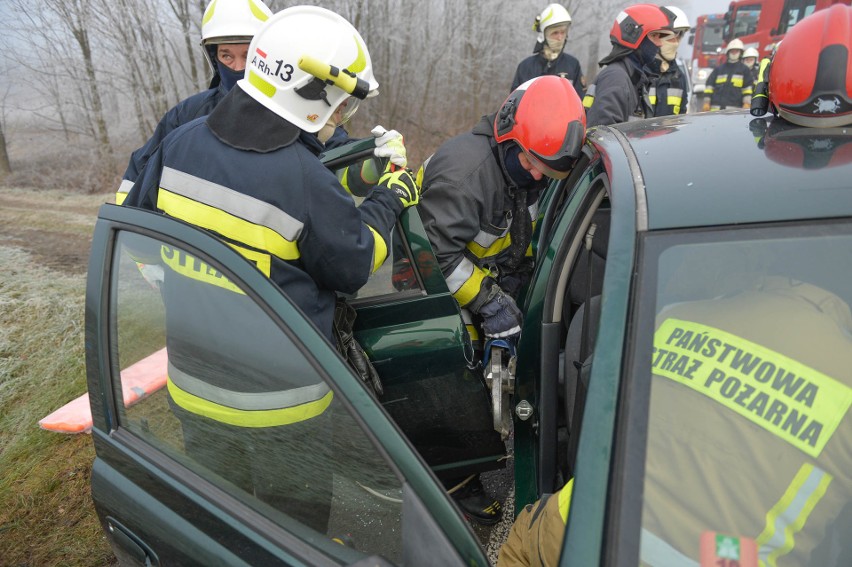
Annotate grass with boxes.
[0,188,116,566]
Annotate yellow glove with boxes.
[702,100,711,112]
[378,168,420,208]
[743,102,751,110]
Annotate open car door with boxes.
[85,204,489,566]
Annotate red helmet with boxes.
[494,75,586,179]
[609,4,673,50]
[769,4,852,127]
[751,116,852,169]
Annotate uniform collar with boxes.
[207,85,300,153]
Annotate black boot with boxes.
[450,476,502,526]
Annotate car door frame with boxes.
[86,204,489,565]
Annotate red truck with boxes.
[722,0,851,60]
[688,13,726,95]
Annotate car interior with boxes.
[532,155,612,488]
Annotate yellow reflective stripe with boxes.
[756,463,832,567]
[666,95,683,105]
[583,94,594,109]
[558,477,574,524]
[167,378,333,427]
[461,308,480,341]
[248,69,276,98]
[116,179,134,205]
[248,0,269,21]
[452,265,488,307]
[158,189,301,261]
[339,166,353,195]
[715,75,729,84]
[367,224,388,273]
[653,318,851,458]
[732,75,744,87]
[160,245,244,294]
[226,241,271,277]
[468,232,511,258]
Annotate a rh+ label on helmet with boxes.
[251,47,294,82]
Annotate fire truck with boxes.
[687,13,726,95]
[721,0,851,61]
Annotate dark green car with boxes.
[86,111,852,566]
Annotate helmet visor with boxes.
[336,96,361,125]
[525,151,572,180]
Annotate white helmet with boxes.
[534,4,572,44]
[238,6,379,133]
[743,46,760,59]
[202,0,272,45]
[201,0,272,69]
[666,6,691,32]
[726,38,745,53]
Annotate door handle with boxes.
[106,517,159,567]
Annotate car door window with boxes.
[633,221,852,566]
[351,224,424,299]
[110,230,408,562]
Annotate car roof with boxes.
[598,111,852,231]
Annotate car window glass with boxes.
[345,209,423,299]
[639,222,852,566]
[110,230,407,563]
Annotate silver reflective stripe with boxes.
[118,179,134,195]
[160,167,303,241]
[460,308,473,325]
[758,464,831,566]
[641,528,699,567]
[528,202,538,220]
[668,89,684,98]
[168,362,330,410]
[446,257,475,294]
[649,87,658,97]
[472,229,504,249]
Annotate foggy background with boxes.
[0,0,732,191]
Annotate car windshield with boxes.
[638,221,852,566]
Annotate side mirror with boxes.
[688,34,694,46]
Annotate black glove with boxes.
[478,288,523,339]
[378,167,420,208]
[333,298,383,396]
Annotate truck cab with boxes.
[688,13,726,95]
[723,0,851,60]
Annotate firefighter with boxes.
[116,0,273,204]
[649,6,690,117]
[510,4,585,97]
[122,6,420,533]
[417,75,586,524]
[583,4,676,127]
[702,38,754,111]
[743,46,760,86]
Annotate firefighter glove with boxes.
[371,125,407,168]
[702,100,711,112]
[479,288,523,339]
[379,168,420,208]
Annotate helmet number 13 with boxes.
[274,60,294,82]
